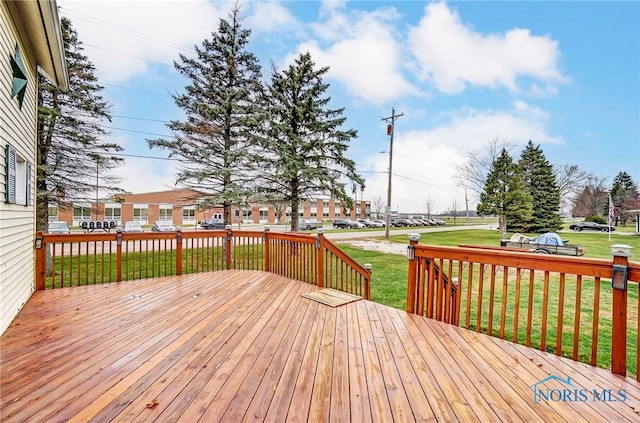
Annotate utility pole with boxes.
[465,188,470,225]
[382,108,403,239]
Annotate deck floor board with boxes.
[2,270,639,422]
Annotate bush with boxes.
[585,215,606,224]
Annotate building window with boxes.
[133,206,148,222]
[4,145,31,206]
[159,207,172,221]
[183,207,195,220]
[323,212,329,219]
[73,206,92,221]
[105,206,121,221]
[259,209,268,221]
[48,205,58,221]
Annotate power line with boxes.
[103,125,173,138]
[60,7,195,53]
[112,114,169,123]
[102,83,171,97]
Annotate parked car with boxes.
[123,221,144,233]
[569,221,615,232]
[333,219,349,229]
[48,221,70,234]
[358,219,384,228]
[345,220,365,229]
[151,221,177,232]
[372,220,387,227]
[201,218,225,230]
[298,219,323,230]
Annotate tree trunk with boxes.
[498,214,507,239]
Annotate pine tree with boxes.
[610,171,640,225]
[477,148,532,239]
[37,17,123,232]
[148,5,264,225]
[518,141,563,232]
[258,52,364,231]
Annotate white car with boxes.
[123,221,144,233]
[151,221,176,232]
[48,221,70,234]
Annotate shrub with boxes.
[585,214,607,224]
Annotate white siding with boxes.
[0,2,39,336]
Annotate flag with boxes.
[608,195,615,226]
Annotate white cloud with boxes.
[360,102,562,212]
[408,2,566,94]
[287,7,416,103]
[245,2,301,34]
[58,0,231,83]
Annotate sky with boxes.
[56,0,640,214]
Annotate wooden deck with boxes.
[1,271,639,422]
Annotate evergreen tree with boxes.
[148,5,264,225]
[37,17,123,232]
[610,171,640,225]
[477,148,532,239]
[258,52,364,231]
[518,141,563,232]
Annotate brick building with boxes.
[52,189,371,227]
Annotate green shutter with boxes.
[5,145,16,203]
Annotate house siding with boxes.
[0,2,39,335]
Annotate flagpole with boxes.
[608,193,613,241]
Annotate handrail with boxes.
[406,240,640,381]
[34,229,370,299]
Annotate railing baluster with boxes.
[488,264,496,336]
[526,270,535,347]
[540,271,550,352]
[572,275,582,361]
[513,269,522,343]
[556,273,566,356]
[465,262,473,329]
[476,264,484,333]
[591,277,601,366]
[499,266,508,339]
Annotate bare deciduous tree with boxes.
[424,196,435,218]
[554,164,593,214]
[372,196,385,219]
[455,138,512,200]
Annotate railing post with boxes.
[316,229,325,289]
[225,227,233,269]
[263,227,270,272]
[406,233,420,314]
[611,245,632,377]
[116,230,123,282]
[35,232,45,290]
[364,263,372,300]
[176,229,183,275]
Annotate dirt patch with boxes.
[338,239,407,256]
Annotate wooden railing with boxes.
[35,229,371,299]
[406,238,640,380]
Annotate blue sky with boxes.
[57,0,639,213]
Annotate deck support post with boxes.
[316,231,324,289]
[35,232,45,290]
[263,227,271,273]
[176,229,183,275]
[406,234,421,314]
[611,251,630,376]
[116,230,123,282]
[225,228,233,269]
